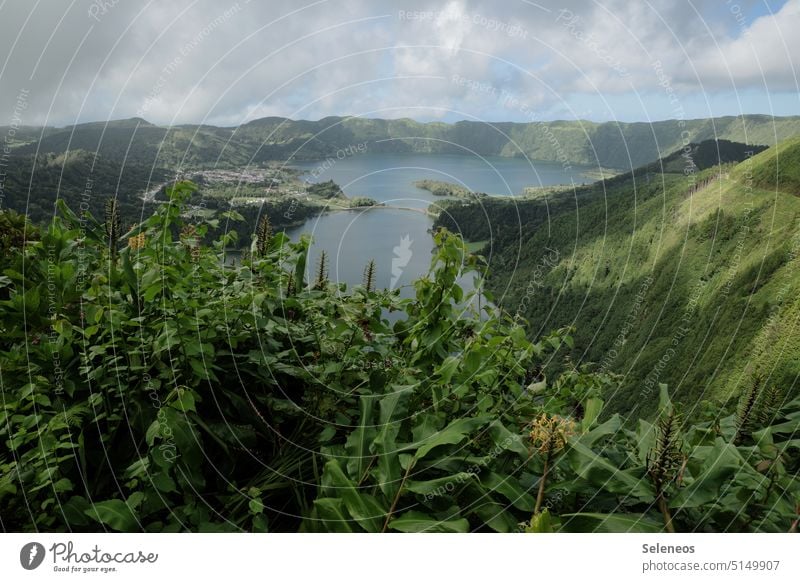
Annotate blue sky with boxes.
[719,0,788,31]
[1,0,798,126]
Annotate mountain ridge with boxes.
[9,114,800,170]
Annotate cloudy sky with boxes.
[0,0,797,127]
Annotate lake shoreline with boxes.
[281,153,595,291]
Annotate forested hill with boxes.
[0,150,167,227]
[436,138,800,418]
[7,114,800,170]
[8,119,255,169]
[4,117,796,234]
[234,115,799,169]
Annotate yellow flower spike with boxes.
[127,232,146,251]
[529,413,576,456]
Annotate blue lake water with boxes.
[287,154,591,295]
[291,153,591,208]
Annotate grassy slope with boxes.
[482,141,800,418]
[734,135,800,195]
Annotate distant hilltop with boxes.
[5,114,800,171]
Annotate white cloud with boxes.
[691,0,800,92]
[0,0,796,126]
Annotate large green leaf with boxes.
[480,471,535,511]
[436,356,460,384]
[386,511,469,532]
[579,414,622,447]
[524,509,553,533]
[565,440,654,501]
[322,461,386,532]
[406,472,478,496]
[371,385,411,498]
[293,237,308,289]
[311,498,355,533]
[412,411,445,443]
[581,397,604,432]
[487,421,528,457]
[62,496,91,527]
[345,395,376,480]
[657,383,673,414]
[56,199,104,243]
[120,251,139,304]
[671,438,764,509]
[634,419,656,464]
[84,499,138,532]
[411,416,490,460]
[472,502,519,532]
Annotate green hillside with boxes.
[12,118,257,169]
[734,135,800,195]
[647,139,768,173]
[2,183,798,533]
[234,114,800,169]
[0,149,167,226]
[438,139,800,418]
[13,115,800,172]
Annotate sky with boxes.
[0,0,798,127]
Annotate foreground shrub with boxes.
[1,183,797,532]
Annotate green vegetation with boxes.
[1,182,798,533]
[435,139,800,419]
[465,239,489,254]
[11,118,256,168]
[232,115,800,169]
[347,196,381,208]
[522,183,578,199]
[414,179,486,199]
[735,136,800,195]
[14,115,800,175]
[0,142,367,251]
[649,139,768,173]
[4,117,797,254]
[0,209,37,258]
[578,168,620,182]
[0,149,167,229]
[307,180,345,199]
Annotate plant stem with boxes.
[357,456,376,487]
[382,460,414,533]
[657,493,676,533]
[534,454,550,514]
